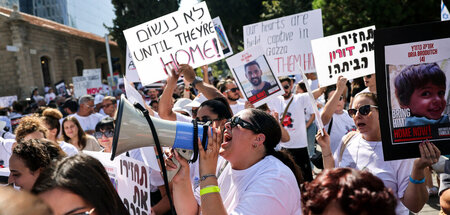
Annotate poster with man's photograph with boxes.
[55,80,67,97]
[226,46,283,107]
[376,21,450,160]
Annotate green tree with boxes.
[106,0,180,53]
[261,0,313,20]
[312,0,441,36]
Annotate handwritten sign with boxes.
[72,75,103,98]
[226,46,283,107]
[311,26,376,87]
[124,1,223,86]
[126,47,140,82]
[212,17,233,57]
[243,9,323,76]
[0,96,17,108]
[84,152,151,214]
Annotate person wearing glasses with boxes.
[320,76,356,153]
[71,95,103,135]
[93,117,114,153]
[217,79,245,115]
[100,96,117,118]
[32,154,128,215]
[316,92,440,214]
[62,116,101,151]
[168,109,302,214]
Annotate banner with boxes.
[126,47,140,82]
[243,9,323,76]
[226,46,283,107]
[212,17,233,57]
[375,21,450,160]
[124,1,224,86]
[0,95,17,108]
[72,75,103,98]
[85,152,151,215]
[311,26,376,87]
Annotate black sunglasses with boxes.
[283,85,290,90]
[228,116,261,133]
[225,87,239,93]
[93,130,114,139]
[348,105,378,118]
[196,117,222,124]
[365,74,372,79]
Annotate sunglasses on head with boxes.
[348,105,378,118]
[283,85,290,90]
[228,116,261,133]
[93,130,114,139]
[225,87,239,93]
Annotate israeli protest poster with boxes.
[375,21,450,160]
[443,0,450,21]
[126,47,140,83]
[226,46,283,107]
[72,75,103,98]
[312,26,376,87]
[243,9,323,76]
[124,1,224,86]
[212,17,233,57]
[55,80,67,97]
[0,95,17,108]
[85,152,151,215]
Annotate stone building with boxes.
[0,6,122,99]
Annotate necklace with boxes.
[355,138,379,171]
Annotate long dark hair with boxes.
[32,154,128,215]
[200,97,233,120]
[62,116,87,149]
[246,109,303,187]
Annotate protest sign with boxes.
[375,21,450,160]
[226,46,283,107]
[443,0,450,21]
[72,75,103,98]
[299,68,324,134]
[243,9,323,76]
[124,1,224,86]
[54,80,67,97]
[311,26,376,87]
[124,77,146,108]
[126,47,140,82]
[0,95,17,108]
[85,152,151,214]
[212,17,233,57]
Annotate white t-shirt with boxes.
[44,92,56,104]
[268,93,310,148]
[59,141,79,156]
[0,138,14,167]
[71,113,103,132]
[176,112,193,123]
[323,110,356,153]
[194,156,301,215]
[229,101,245,116]
[334,133,413,215]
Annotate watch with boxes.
[191,77,203,89]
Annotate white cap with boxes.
[94,94,104,105]
[172,98,193,117]
[185,94,207,108]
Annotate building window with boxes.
[76,59,84,76]
[40,56,51,86]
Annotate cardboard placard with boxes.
[0,95,17,108]
[243,9,323,76]
[124,1,224,86]
[84,152,151,214]
[226,46,283,107]
[126,47,140,82]
[55,80,67,97]
[212,17,233,57]
[311,26,376,87]
[375,21,450,160]
[72,75,103,98]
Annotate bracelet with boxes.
[322,153,332,158]
[200,174,216,181]
[200,185,220,196]
[409,175,425,184]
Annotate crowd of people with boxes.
[0,63,448,215]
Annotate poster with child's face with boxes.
[376,21,450,160]
[226,46,283,107]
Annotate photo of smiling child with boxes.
[394,63,449,126]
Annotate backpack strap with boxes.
[338,131,358,165]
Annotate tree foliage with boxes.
[312,0,441,36]
[107,0,180,54]
[261,0,313,20]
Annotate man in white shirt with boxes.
[71,95,102,134]
[268,76,324,182]
[217,80,245,115]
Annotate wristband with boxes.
[200,174,216,181]
[409,175,425,184]
[200,185,220,196]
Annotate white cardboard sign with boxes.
[311,26,376,87]
[0,96,17,107]
[72,75,103,98]
[226,46,283,107]
[124,1,224,86]
[243,9,323,76]
[126,47,141,82]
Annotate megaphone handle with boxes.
[167,148,194,182]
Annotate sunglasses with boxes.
[348,105,378,118]
[228,116,261,133]
[283,85,290,90]
[93,130,114,139]
[225,87,239,93]
[196,117,221,124]
[365,74,372,79]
